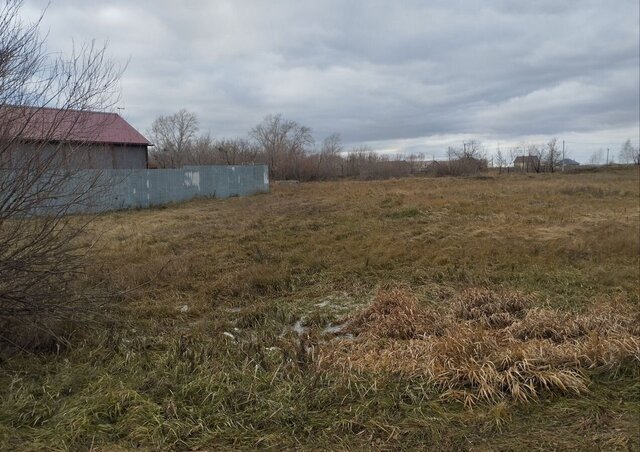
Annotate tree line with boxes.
[586,140,640,165]
[149,110,639,181]
[147,110,492,180]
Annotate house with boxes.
[413,160,442,173]
[559,158,580,168]
[1,105,152,169]
[513,155,540,171]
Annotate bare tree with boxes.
[495,149,507,174]
[250,114,314,179]
[619,139,639,165]
[315,133,342,179]
[214,137,260,165]
[545,138,561,173]
[189,133,215,165]
[0,1,123,346]
[457,140,484,160]
[148,109,199,168]
[438,140,487,176]
[527,144,544,173]
[321,133,342,155]
[588,149,605,165]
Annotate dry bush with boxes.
[0,0,122,350]
[321,288,640,406]
[430,157,488,177]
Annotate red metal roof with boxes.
[3,105,152,146]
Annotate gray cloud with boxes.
[23,0,640,161]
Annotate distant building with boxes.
[514,155,540,171]
[559,158,580,168]
[1,105,152,170]
[413,160,443,173]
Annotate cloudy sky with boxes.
[23,0,640,162]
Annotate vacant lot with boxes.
[1,168,639,450]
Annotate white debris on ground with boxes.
[323,323,345,334]
[293,319,308,335]
[313,292,359,314]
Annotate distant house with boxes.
[514,155,539,171]
[559,158,580,168]
[1,105,152,170]
[413,160,442,173]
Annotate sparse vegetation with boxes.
[0,169,639,450]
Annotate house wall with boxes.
[4,142,147,170]
[83,144,147,169]
[514,158,539,171]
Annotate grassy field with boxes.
[1,168,639,450]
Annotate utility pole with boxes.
[562,140,565,172]
[606,148,610,165]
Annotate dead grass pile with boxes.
[343,288,446,339]
[452,288,532,328]
[321,288,640,406]
[509,305,640,343]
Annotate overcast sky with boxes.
[23,0,640,162]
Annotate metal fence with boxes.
[93,165,269,212]
[22,164,269,214]
[2,165,269,215]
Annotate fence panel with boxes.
[2,165,269,215]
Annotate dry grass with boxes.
[322,288,639,407]
[343,287,447,339]
[0,168,638,450]
[452,288,532,328]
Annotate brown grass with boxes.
[452,288,532,328]
[1,168,638,450]
[343,287,447,339]
[322,288,640,406]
